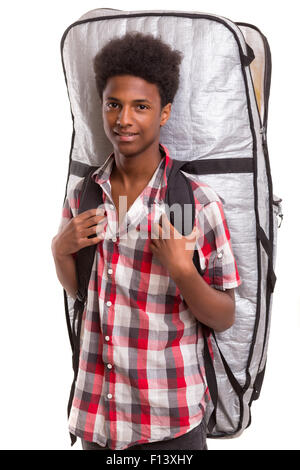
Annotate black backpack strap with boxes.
[168,160,243,434]
[202,325,218,432]
[165,159,195,235]
[165,159,205,275]
[67,168,103,445]
[166,161,220,431]
[257,225,277,292]
[169,159,247,435]
[202,327,244,435]
[75,169,104,301]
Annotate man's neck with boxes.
[111,144,163,190]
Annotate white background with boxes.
[1,0,298,450]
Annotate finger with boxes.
[80,208,99,218]
[81,224,106,239]
[184,227,197,250]
[94,222,107,239]
[83,214,107,229]
[184,225,196,238]
[159,212,171,228]
[86,234,103,246]
[160,213,173,239]
[79,208,105,221]
[151,221,162,240]
[162,213,185,240]
[184,225,198,243]
[149,240,156,251]
[77,232,103,249]
[95,207,106,216]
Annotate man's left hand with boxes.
[149,212,197,278]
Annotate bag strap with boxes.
[165,159,205,273]
[75,169,104,302]
[168,161,244,434]
[166,162,220,431]
[202,325,219,432]
[257,225,277,292]
[67,168,103,445]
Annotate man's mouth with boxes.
[113,131,139,142]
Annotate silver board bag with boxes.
[60,8,283,439]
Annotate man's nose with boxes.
[116,106,132,126]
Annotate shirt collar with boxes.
[91,143,173,204]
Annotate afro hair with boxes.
[93,32,183,108]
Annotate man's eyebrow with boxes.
[106,96,152,103]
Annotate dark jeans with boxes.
[81,420,207,450]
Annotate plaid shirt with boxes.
[59,144,241,450]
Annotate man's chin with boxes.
[112,142,142,158]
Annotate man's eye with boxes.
[137,104,148,110]
[106,103,119,109]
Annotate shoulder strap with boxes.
[67,169,103,445]
[168,160,240,433]
[166,159,205,275]
[166,160,219,431]
[165,159,195,235]
[75,169,104,302]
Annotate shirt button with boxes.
[107,268,113,275]
[217,252,223,259]
[106,300,112,307]
[107,363,113,369]
[112,237,117,242]
[105,336,110,341]
[107,393,113,399]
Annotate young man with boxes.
[51,32,241,451]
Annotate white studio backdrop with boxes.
[0,0,298,450]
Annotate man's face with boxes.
[102,75,171,157]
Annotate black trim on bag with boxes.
[69,160,98,178]
[61,13,255,72]
[63,288,74,352]
[236,22,272,132]
[70,158,254,178]
[60,11,271,440]
[257,225,277,292]
[180,158,253,175]
[202,326,218,433]
[236,22,274,431]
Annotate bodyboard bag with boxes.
[60,8,281,438]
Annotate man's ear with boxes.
[160,103,172,127]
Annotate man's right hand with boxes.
[52,208,107,257]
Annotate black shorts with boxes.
[81,420,207,450]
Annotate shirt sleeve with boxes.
[195,199,242,291]
[58,179,84,228]
[56,179,84,259]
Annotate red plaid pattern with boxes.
[59,144,241,449]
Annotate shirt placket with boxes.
[93,155,167,446]
[97,180,119,442]
[102,236,118,436]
